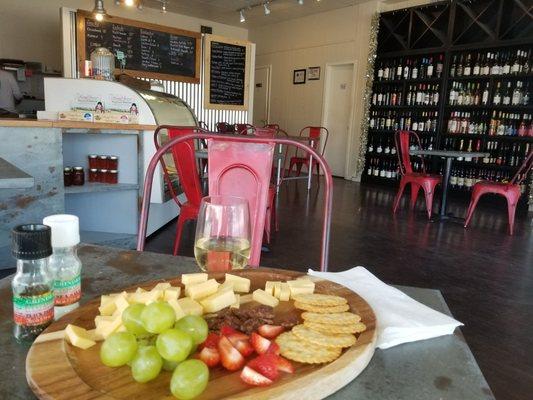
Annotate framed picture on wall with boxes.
[308,66,321,80]
[293,69,306,84]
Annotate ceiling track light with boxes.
[161,0,167,13]
[239,9,246,23]
[264,2,271,15]
[93,0,107,21]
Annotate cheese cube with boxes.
[224,274,251,293]
[218,281,235,292]
[86,328,104,342]
[100,294,115,308]
[152,282,171,291]
[240,294,253,305]
[95,314,123,339]
[136,287,147,293]
[167,299,187,320]
[98,300,116,316]
[129,290,162,305]
[231,294,240,309]
[273,282,282,299]
[65,324,96,349]
[94,315,115,327]
[200,290,236,313]
[178,297,203,316]
[163,287,181,302]
[185,279,219,300]
[264,281,276,296]
[112,295,130,317]
[289,286,315,298]
[279,283,291,301]
[181,273,208,285]
[252,289,279,308]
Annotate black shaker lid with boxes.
[11,224,52,260]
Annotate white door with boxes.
[253,66,270,127]
[322,63,354,177]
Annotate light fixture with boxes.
[93,0,107,21]
[264,2,271,15]
[298,0,304,4]
[124,0,135,6]
[161,0,167,13]
[239,9,246,23]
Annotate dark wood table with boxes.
[410,150,490,222]
[0,245,494,399]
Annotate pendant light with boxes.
[93,0,107,21]
[264,2,271,15]
[124,0,134,6]
[298,0,304,4]
[161,0,167,13]
[239,9,246,23]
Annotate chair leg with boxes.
[264,209,271,244]
[410,184,420,210]
[464,192,481,229]
[173,216,187,256]
[422,184,436,220]
[506,198,517,236]
[393,180,407,214]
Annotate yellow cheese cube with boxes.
[65,324,96,349]
[181,273,208,285]
[231,294,240,309]
[185,279,219,300]
[273,282,282,299]
[100,294,115,307]
[224,274,251,293]
[264,281,276,296]
[86,328,104,342]
[240,294,253,305]
[136,287,147,293]
[95,314,123,339]
[200,289,236,313]
[94,315,115,327]
[112,295,130,317]
[279,283,291,301]
[253,289,279,308]
[152,282,172,291]
[163,287,181,302]
[167,299,187,320]
[178,297,203,316]
[289,286,315,298]
[129,290,162,305]
[98,300,116,316]
[218,281,235,292]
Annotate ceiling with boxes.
[141,0,357,28]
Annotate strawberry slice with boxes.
[218,335,245,371]
[247,354,279,381]
[240,366,273,386]
[258,324,285,339]
[228,336,254,357]
[199,346,220,367]
[220,325,249,341]
[250,332,272,354]
[264,353,294,373]
[265,341,280,355]
[200,332,220,350]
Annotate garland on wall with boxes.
[355,12,380,180]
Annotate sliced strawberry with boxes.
[247,355,279,381]
[240,366,273,386]
[220,325,249,341]
[199,346,220,367]
[200,332,220,350]
[258,324,284,339]
[218,335,245,371]
[264,353,294,373]
[250,332,271,354]
[265,341,280,355]
[228,337,254,357]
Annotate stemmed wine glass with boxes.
[194,196,251,272]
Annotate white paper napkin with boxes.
[308,266,463,349]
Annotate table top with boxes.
[0,245,494,400]
[410,149,490,158]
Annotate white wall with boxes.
[0,0,248,73]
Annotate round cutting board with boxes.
[26,268,376,400]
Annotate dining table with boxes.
[0,244,494,399]
[410,149,490,222]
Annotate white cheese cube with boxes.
[152,282,172,291]
[264,281,276,296]
[181,273,208,285]
[224,274,251,293]
[177,297,203,316]
[200,290,236,313]
[163,287,181,301]
[289,286,315,298]
[279,283,291,301]
[231,294,240,309]
[252,289,279,308]
[218,281,235,292]
[167,299,187,320]
[65,324,96,349]
[185,279,219,300]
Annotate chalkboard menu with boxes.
[204,35,251,111]
[76,11,200,83]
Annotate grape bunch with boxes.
[100,302,209,399]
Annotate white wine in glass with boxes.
[194,196,251,272]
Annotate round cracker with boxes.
[301,311,361,325]
[292,293,348,307]
[275,332,341,364]
[293,324,356,348]
[294,301,350,313]
[304,321,365,334]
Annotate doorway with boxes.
[321,62,356,178]
[253,65,271,127]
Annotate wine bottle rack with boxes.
[364,0,532,202]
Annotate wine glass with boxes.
[194,196,251,272]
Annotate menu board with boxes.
[204,35,252,111]
[76,11,200,83]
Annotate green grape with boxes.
[162,358,180,372]
[170,359,209,400]
[131,345,163,383]
[174,315,208,345]
[156,328,193,362]
[100,332,138,367]
[140,301,176,334]
[122,303,149,336]
[189,343,198,357]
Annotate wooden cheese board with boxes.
[26,268,377,400]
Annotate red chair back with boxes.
[394,130,426,175]
[300,126,329,154]
[511,150,533,185]
[235,123,255,135]
[264,124,280,130]
[207,139,274,267]
[216,122,233,133]
[253,127,276,138]
[139,129,334,271]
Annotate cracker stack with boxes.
[275,293,367,364]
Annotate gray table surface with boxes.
[0,245,494,400]
[410,149,490,158]
[0,157,34,189]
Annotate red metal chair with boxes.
[264,123,280,131]
[235,123,255,135]
[464,150,533,235]
[138,128,334,271]
[392,130,442,219]
[216,122,233,134]
[288,126,329,178]
[154,127,204,255]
